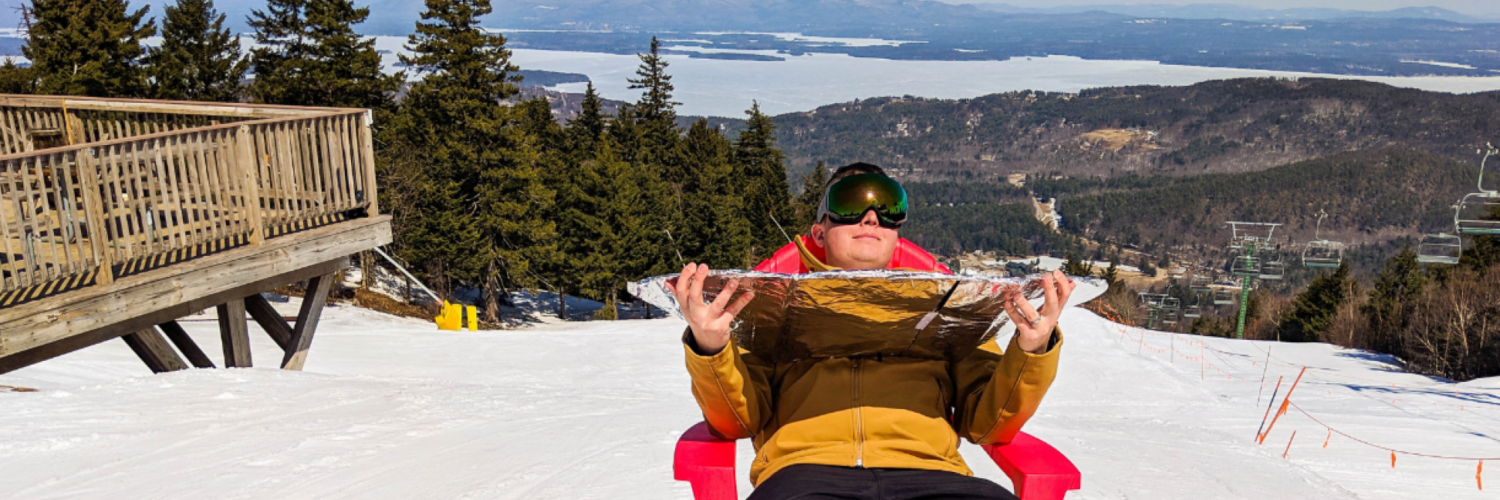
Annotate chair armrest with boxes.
[981,431,1082,500]
[674,422,738,500]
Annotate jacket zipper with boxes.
[853,357,864,468]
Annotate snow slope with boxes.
[2,292,1496,499]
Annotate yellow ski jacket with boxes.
[683,251,1063,485]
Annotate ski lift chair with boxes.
[1139,293,1167,308]
[1182,294,1204,318]
[1258,261,1285,281]
[1230,255,1261,277]
[677,237,1083,500]
[1188,275,1212,292]
[1256,244,1285,280]
[1455,192,1500,235]
[1212,287,1235,305]
[1161,297,1181,313]
[1416,233,1463,265]
[1301,210,1345,268]
[1301,240,1345,268]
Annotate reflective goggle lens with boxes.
[821,174,908,226]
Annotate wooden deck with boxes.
[0,95,390,374]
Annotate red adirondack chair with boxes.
[672,237,1081,499]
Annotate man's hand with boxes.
[665,263,755,355]
[1004,270,1077,354]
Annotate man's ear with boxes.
[810,222,827,248]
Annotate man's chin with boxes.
[843,251,894,269]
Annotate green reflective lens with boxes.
[820,174,908,227]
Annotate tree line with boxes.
[2,0,802,322]
[767,78,1500,183]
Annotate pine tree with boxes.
[680,120,753,268]
[1278,262,1357,343]
[1062,254,1093,276]
[627,36,684,182]
[607,44,681,285]
[393,0,554,323]
[1097,260,1122,290]
[566,82,606,157]
[0,61,35,94]
[248,0,401,109]
[147,0,248,101]
[24,0,155,97]
[793,160,829,229]
[510,97,566,317]
[1362,245,1426,353]
[628,37,678,122]
[735,101,794,258]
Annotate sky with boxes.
[944,0,1500,17]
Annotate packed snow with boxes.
[2,281,1497,499]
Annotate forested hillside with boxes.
[1058,149,1476,253]
[901,203,1082,258]
[768,78,1500,183]
[889,149,1477,273]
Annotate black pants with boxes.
[747,464,1021,500]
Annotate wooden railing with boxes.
[0,96,376,306]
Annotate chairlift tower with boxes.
[1226,222,1281,339]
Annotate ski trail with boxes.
[1,289,1495,499]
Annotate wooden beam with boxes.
[0,109,362,163]
[0,256,349,374]
[0,215,390,356]
[0,94,351,118]
[121,328,188,373]
[217,298,251,368]
[158,320,215,369]
[244,293,292,350]
[281,273,333,371]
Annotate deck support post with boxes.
[158,320,215,368]
[121,328,188,373]
[245,293,293,350]
[217,298,251,368]
[282,273,333,371]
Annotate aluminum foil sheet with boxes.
[629,271,1101,362]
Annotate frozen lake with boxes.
[506,48,1500,117]
[375,34,1500,117]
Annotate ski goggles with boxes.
[816,173,909,228]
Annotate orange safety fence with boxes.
[1096,314,1497,490]
[1106,322,1498,416]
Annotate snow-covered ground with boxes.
[3,289,1497,499]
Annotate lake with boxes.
[339,35,1500,118]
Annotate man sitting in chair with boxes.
[665,163,1075,500]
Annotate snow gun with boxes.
[434,301,479,331]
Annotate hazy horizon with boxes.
[944,0,1500,17]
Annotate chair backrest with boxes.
[753,236,952,274]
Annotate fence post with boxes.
[63,108,86,146]
[358,110,379,216]
[73,148,113,286]
[235,125,265,245]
